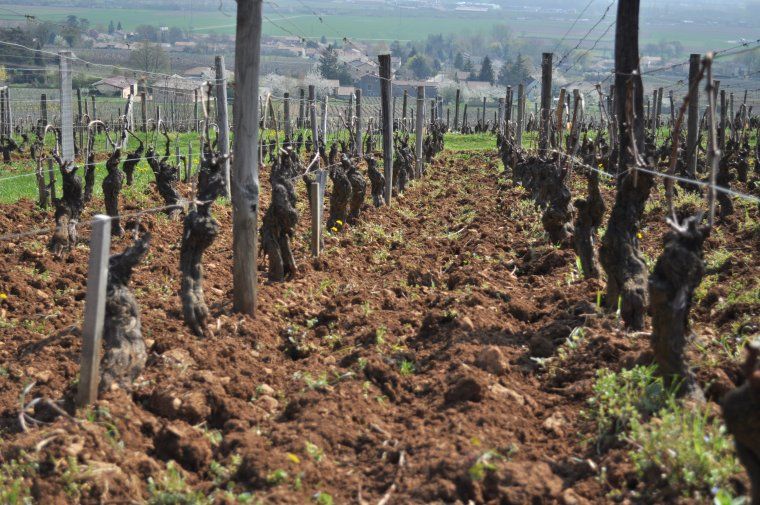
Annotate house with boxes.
[357,75,438,98]
[183,66,233,81]
[151,75,209,103]
[93,76,137,97]
[335,86,356,98]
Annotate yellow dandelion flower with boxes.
[336,220,343,226]
[331,227,338,233]
[636,232,643,240]
[286,453,301,464]
[598,163,604,169]
[0,293,6,300]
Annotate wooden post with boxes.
[686,53,700,177]
[58,51,75,163]
[231,0,263,316]
[0,89,5,137]
[310,182,321,256]
[283,92,292,139]
[462,103,468,131]
[299,88,305,129]
[141,92,147,132]
[497,98,505,135]
[481,96,486,125]
[539,52,553,156]
[454,88,460,131]
[193,89,199,131]
[446,108,450,129]
[379,53,393,205]
[402,89,408,127]
[517,83,525,145]
[186,143,193,183]
[669,90,675,124]
[76,215,111,407]
[40,94,48,127]
[416,85,425,176]
[5,87,11,137]
[505,86,512,124]
[655,86,664,131]
[215,55,231,199]
[76,87,83,153]
[719,88,727,150]
[355,89,363,157]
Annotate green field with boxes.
[9,3,759,50]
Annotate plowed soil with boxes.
[0,147,758,504]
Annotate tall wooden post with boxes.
[283,92,292,139]
[497,98,505,135]
[719,89,727,150]
[309,85,319,154]
[379,54,393,206]
[299,88,306,129]
[355,89,362,157]
[453,88,460,131]
[76,87,83,153]
[539,52,553,156]
[215,55,231,199]
[516,83,525,145]
[59,51,75,163]
[402,89,408,125]
[0,89,5,137]
[5,87,11,136]
[416,86,425,176]
[193,89,199,131]
[40,93,48,130]
[231,0,263,316]
[76,215,111,407]
[141,92,147,132]
[481,96,486,125]
[686,53,700,177]
[655,86,663,131]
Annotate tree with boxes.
[129,42,169,74]
[407,54,432,80]
[463,58,473,73]
[479,55,494,84]
[135,24,159,42]
[318,45,353,85]
[117,21,123,31]
[168,26,184,44]
[454,52,464,70]
[108,21,115,35]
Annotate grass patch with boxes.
[627,400,741,500]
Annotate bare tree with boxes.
[128,42,170,75]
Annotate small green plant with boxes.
[148,461,210,505]
[0,451,38,505]
[627,400,741,499]
[305,441,324,462]
[265,469,288,486]
[705,248,732,272]
[375,326,387,346]
[468,450,503,481]
[398,360,416,376]
[313,491,334,505]
[585,365,671,441]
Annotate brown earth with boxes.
[0,148,758,504]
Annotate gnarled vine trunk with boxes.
[49,155,84,256]
[100,234,151,392]
[102,149,124,236]
[180,146,227,337]
[648,215,707,400]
